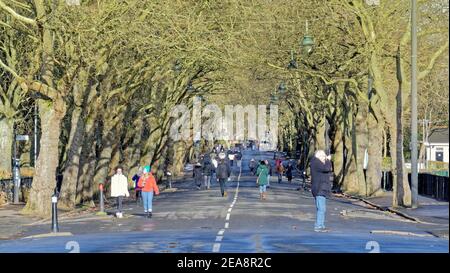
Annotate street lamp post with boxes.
[411,0,419,208]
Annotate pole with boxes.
[12,126,20,204]
[425,120,429,170]
[410,0,419,208]
[34,102,38,166]
[51,194,59,232]
[99,184,104,213]
[325,118,330,155]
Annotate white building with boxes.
[425,128,449,163]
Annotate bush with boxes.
[428,161,449,171]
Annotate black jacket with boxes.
[310,157,333,198]
[216,160,231,179]
[193,166,203,184]
[202,158,215,176]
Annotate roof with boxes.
[429,128,449,144]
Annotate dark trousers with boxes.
[218,178,226,196]
[136,190,142,203]
[116,196,123,212]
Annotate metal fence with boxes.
[381,172,449,202]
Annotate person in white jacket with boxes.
[111,167,129,218]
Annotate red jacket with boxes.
[137,174,160,194]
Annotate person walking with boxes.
[202,154,215,190]
[310,150,333,232]
[256,161,269,200]
[285,161,294,183]
[228,150,235,167]
[216,153,231,197]
[235,150,243,171]
[276,159,284,183]
[193,162,203,190]
[211,154,218,186]
[138,165,160,218]
[265,160,272,188]
[110,166,130,218]
[249,158,257,175]
[132,167,143,204]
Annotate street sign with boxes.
[16,135,29,141]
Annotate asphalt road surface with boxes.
[0,150,448,253]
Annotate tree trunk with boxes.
[392,46,412,207]
[24,102,64,217]
[342,111,366,195]
[75,116,97,206]
[314,117,326,151]
[366,111,383,196]
[332,122,345,188]
[59,104,85,209]
[0,118,13,172]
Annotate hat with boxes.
[143,165,151,173]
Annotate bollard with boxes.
[96,183,107,216]
[99,183,105,212]
[166,172,172,189]
[302,171,307,189]
[51,194,59,233]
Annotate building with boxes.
[425,127,449,163]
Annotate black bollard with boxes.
[166,172,172,189]
[51,194,59,233]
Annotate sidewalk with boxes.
[0,171,192,240]
[364,192,449,225]
[354,192,449,239]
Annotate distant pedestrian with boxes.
[216,153,231,197]
[202,154,215,190]
[276,159,284,183]
[310,150,333,232]
[256,161,269,200]
[285,161,294,183]
[235,150,243,171]
[132,167,143,204]
[193,162,203,190]
[249,158,257,175]
[265,160,272,187]
[138,165,160,218]
[111,166,130,218]
[228,151,235,167]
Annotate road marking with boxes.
[212,243,221,252]
[212,162,241,252]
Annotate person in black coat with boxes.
[202,154,215,190]
[310,150,333,232]
[216,153,231,197]
[193,162,203,190]
[285,161,294,183]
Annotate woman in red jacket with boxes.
[138,165,160,218]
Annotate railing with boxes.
[381,172,449,202]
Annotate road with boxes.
[0,150,448,253]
